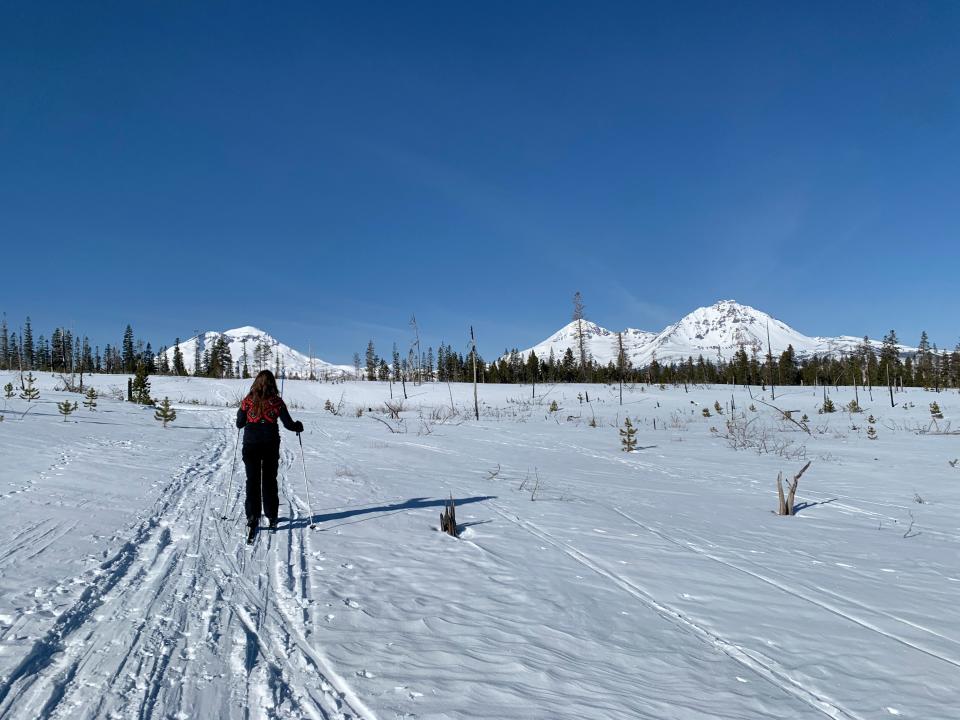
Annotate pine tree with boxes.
[866,425,877,440]
[131,363,153,405]
[22,317,34,370]
[57,399,78,422]
[0,314,7,371]
[930,401,943,419]
[172,340,187,376]
[917,331,933,388]
[3,382,13,398]
[620,417,638,452]
[154,397,177,428]
[821,396,836,413]
[122,324,136,373]
[365,340,377,381]
[82,386,98,410]
[572,291,588,380]
[19,372,39,402]
[157,346,170,374]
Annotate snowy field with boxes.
[0,371,958,719]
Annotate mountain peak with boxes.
[517,300,911,367]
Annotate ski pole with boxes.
[297,432,316,529]
[221,428,241,520]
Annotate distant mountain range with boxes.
[160,327,353,378]
[517,300,916,367]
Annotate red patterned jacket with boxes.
[236,395,299,444]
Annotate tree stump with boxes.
[440,495,458,537]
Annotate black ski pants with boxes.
[242,441,280,523]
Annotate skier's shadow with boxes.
[284,495,497,531]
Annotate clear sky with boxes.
[2,1,958,362]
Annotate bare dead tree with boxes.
[766,321,775,401]
[471,325,479,421]
[409,314,422,385]
[573,291,588,380]
[776,460,812,515]
[752,397,812,435]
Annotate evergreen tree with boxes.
[22,317,34,369]
[122,324,136,373]
[3,382,13,399]
[172,340,187,376]
[916,331,933,387]
[620,417,637,452]
[157,346,170,374]
[131,363,153,405]
[879,330,901,382]
[57,399,78,422]
[392,343,401,381]
[154,397,177,428]
[82,386,98,410]
[19,371,39,402]
[0,314,7,371]
[365,340,377,381]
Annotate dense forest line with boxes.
[2,315,958,391]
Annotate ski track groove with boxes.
[0,424,376,720]
[488,501,865,720]
[608,506,960,671]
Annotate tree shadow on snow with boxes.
[285,495,497,531]
[793,497,838,514]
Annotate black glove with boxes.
[294,421,304,433]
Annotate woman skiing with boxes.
[236,369,303,532]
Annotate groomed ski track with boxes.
[0,426,376,720]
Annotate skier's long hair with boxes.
[246,370,280,417]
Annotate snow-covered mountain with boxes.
[160,326,354,378]
[518,300,914,367]
[521,320,657,366]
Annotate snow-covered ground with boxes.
[1,371,958,719]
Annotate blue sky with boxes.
[2,1,958,362]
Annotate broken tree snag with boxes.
[440,494,459,537]
[776,460,812,516]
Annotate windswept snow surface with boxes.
[1,372,958,718]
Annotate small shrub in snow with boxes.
[548,400,559,413]
[701,408,711,418]
[867,425,877,440]
[748,403,756,412]
[154,397,177,428]
[801,413,809,423]
[3,383,13,399]
[82,387,98,411]
[820,397,836,414]
[930,402,943,419]
[620,417,637,452]
[867,414,877,424]
[846,399,862,413]
[713,401,723,415]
